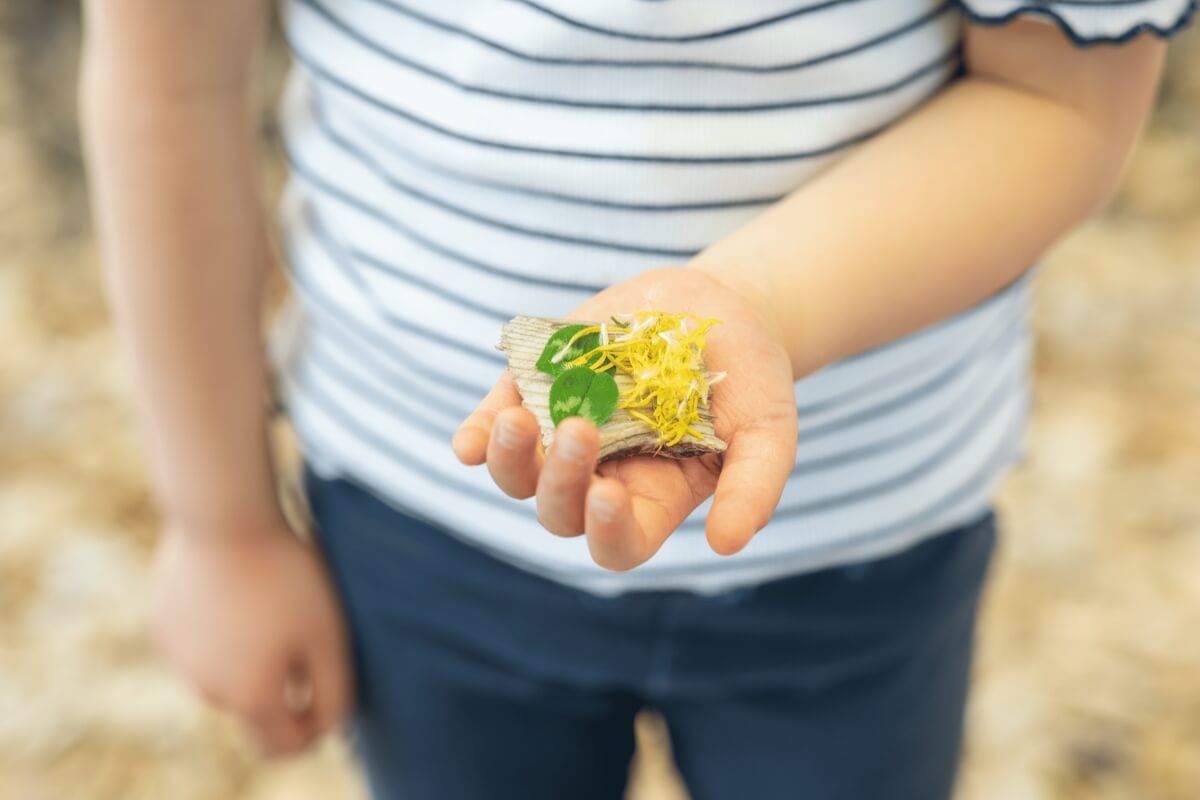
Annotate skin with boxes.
[79,0,349,758]
[80,0,1164,756]
[469,267,798,568]
[457,23,1166,570]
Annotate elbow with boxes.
[1046,92,1149,221]
[1078,154,1126,219]
[77,51,114,163]
[1075,120,1146,218]
[77,34,253,140]
[77,49,129,144]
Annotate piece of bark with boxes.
[498,316,728,462]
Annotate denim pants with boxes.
[303,464,997,800]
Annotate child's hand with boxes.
[453,267,798,569]
[149,521,352,757]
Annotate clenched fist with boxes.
[149,521,352,757]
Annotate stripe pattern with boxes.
[265,0,1186,595]
[960,0,1195,45]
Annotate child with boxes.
[81,1,1193,797]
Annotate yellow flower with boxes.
[558,311,723,448]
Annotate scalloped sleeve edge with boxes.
[955,0,1197,46]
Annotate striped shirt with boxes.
[268,0,1195,595]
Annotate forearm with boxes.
[695,26,1163,379]
[81,17,281,536]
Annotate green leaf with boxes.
[536,325,602,377]
[549,367,619,427]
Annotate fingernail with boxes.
[556,432,587,462]
[495,420,523,449]
[590,494,618,523]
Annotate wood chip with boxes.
[499,316,728,462]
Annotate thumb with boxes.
[244,655,314,758]
[706,414,797,556]
[452,371,523,465]
[298,631,353,740]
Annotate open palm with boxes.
[452,267,798,570]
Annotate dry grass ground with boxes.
[1,4,1198,798]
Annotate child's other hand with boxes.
[149,521,352,758]
[453,267,798,569]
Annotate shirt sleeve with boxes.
[956,0,1196,45]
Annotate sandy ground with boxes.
[1,5,1198,798]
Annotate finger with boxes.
[282,660,316,721]
[245,677,314,759]
[584,478,682,571]
[302,637,352,740]
[226,655,312,758]
[191,679,226,709]
[584,478,637,570]
[247,709,312,758]
[452,373,522,465]
[706,419,797,556]
[485,406,544,499]
[535,417,600,537]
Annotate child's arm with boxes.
[81,0,348,756]
[693,20,1165,379]
[457,21,1167,569]
[81,0,279,538]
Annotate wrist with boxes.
[148,432,289,544]
[684,253,810,379]
[160,490,288,544]
[688,245,850,381]
[686,251,775,323]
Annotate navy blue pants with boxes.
[304,465,996,800]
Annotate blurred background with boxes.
[1,3,1198,798]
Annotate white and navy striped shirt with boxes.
[269,0,1195,594]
